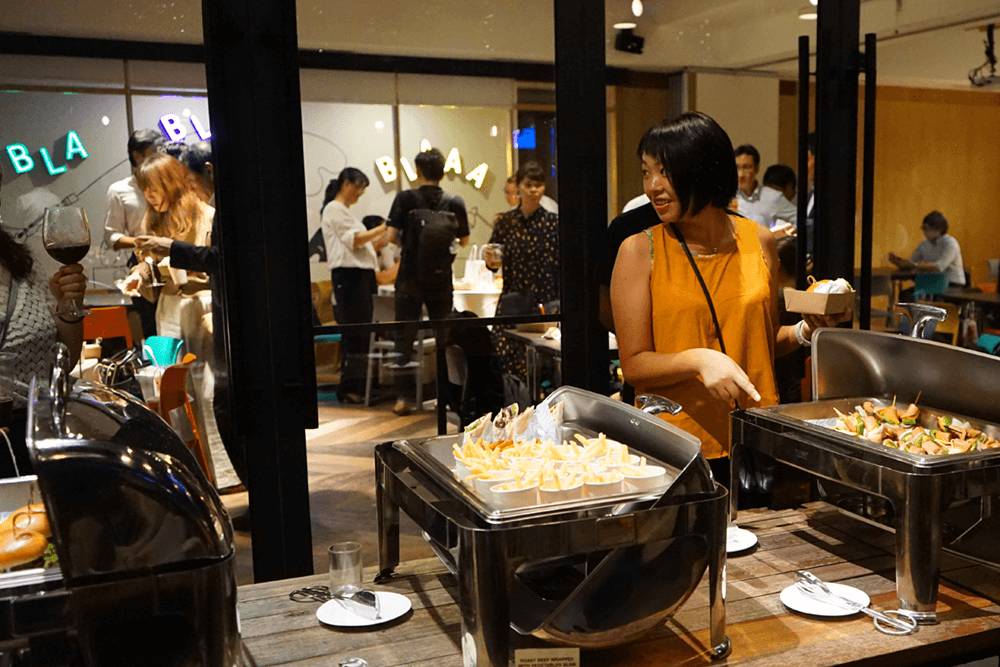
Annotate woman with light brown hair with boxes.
[124,153,236,487]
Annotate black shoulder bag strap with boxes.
[0,274,21,352]
[668,222,739,410]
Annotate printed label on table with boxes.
[514,647,580,667]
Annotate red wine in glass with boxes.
[42,206,92,318]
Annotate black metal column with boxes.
[554,0,610,395]
[201,0,316,581]
[814,0,861,283]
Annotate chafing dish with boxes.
[731,328,1000,624]
[376,386,729,667]
[0,344,241,665]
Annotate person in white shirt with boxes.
[733,144,764,223]
[104,128,164,337]
[320,168,387,404]
[889,211,966,287]
[756,165,798,237]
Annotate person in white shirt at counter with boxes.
[756,164,798,237]
[103,129,165,338]
[320,168,387,405]
[888,210,966,287]
[733,144,763,222]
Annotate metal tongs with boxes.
[290,585,382,620]
[795,571,917,635]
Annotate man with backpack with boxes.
[386,148,470,415]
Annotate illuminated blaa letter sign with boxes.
[443,147,462,175]
[65,131,89,161]
[419,139,432,152]
[5,131,89,176]
[190,115,212,141]
[399,157,418,182]
[6,144,34,174]
[39,148,66,175]
[465,162,489,189]
[159,114,187,142]
[375,156,397,183]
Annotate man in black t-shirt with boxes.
[386,148,470,415]
[598,201,660,332]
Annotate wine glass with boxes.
[42,206,91,318]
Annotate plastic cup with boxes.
[328,542,363,595]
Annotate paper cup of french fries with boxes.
[490,480,540,509]
[539,477,586,503]
[583,469,625,497]
[471,470,516,498]
[622,464,668,493]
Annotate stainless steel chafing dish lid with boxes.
[811,328,1000,424]
[25,363,233,584]
[396,386,715,523]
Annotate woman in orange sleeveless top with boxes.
[611,113,849,484]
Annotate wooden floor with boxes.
[223,397,452,585]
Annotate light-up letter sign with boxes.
[465,163,489,189]
[375,156,397,183]
[65,131,89,160]
[420,139,432,152]
[190,115,212,141]
[5,144,34,174]
[399,157,418,182]
[159,114,187,142]
[39,148,66,175]
[443,147,462,175]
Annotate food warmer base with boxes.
[732,329,1000,624]
[375,387,730,667]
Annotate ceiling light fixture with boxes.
[614,26,645,54]
[809,0,818,5]
[632,0,643,18]
[798,6,818,20]
[613,21,637,30]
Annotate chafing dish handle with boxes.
[49,342,71,438]
[636,394,683,416]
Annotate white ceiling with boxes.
[1,0,998,89]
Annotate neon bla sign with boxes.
[5,131,89,176]
[375,146,489,189]
[159,114,211,142]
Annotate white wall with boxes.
[692,73,781,173]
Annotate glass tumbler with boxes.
[328,542,363,595]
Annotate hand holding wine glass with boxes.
[43,206,92,318]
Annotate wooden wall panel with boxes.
[613,85,673,215]
[866,86,1000,285]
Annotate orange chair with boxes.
[154,357,214,485]
[82,306,133,347]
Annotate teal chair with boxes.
[142,335,185,366]
[914,272,948,300]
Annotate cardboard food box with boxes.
[783,287,855,315]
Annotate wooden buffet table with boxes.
[238,503,1000,667]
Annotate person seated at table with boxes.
[888,211,966,288]
[0,162,87,477]
[484,161,560,382]
[319,169,387,405]
[611,113,850,488]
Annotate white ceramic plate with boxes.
[780,582,871,617]
[726,526,758,553]
[316,591,412,627]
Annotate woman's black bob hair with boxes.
[637,111,737,218]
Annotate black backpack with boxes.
[407,191,459,283]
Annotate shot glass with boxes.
[328,541,363,595]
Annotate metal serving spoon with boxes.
[795,571,917,634]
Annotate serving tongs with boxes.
[290,585,382,620]
[795,571,917,635]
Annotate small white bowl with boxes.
[490,481,539,509]
[453,457,472,484]
[598,453,641,470]
[585,473,624,498]
[471,471,515,497]
[539,481,585,504]
[622,465,668,493]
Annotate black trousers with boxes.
[331,267,376,397]
[394,279,453,401]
